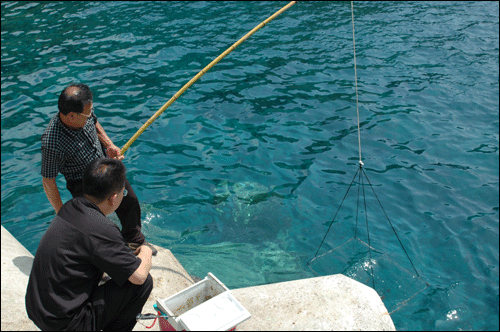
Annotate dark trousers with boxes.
[66,178,145,244]
[70,274,153,331]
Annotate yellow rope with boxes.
[121,1,297,155]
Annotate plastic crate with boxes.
[155,273,251,331]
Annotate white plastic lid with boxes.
[179,291,251,331]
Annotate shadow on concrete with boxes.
[13,256,33,276]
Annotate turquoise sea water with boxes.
[1,1,498,330]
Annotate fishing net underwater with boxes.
[307,166,429,314]
[307,237,429,314]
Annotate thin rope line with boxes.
[388,282,429,315]
[361,167,420,278]
[308,238,356,267]
[309,167,361,262]
[354,165,362,239]
[351,1,362,164]
[361,167,375,289]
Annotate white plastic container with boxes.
[156,273,251,331]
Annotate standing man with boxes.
[27,158,153,331]
[41,83,156,254]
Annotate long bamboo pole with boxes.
[121,1,297,155]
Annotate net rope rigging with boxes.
[307,1,428,314]
[351,1,362,165]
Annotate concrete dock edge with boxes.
[232,274,396,331]
[1,225,40,331]
[1,225,396,331]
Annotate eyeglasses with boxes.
[78,107,94,118]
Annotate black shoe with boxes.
[128,242,158,256]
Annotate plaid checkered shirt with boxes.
[41,113,105,181]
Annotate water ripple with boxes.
[1,2,498,330]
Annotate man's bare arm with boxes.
[95,120,114,149]
[128,245,153,285]
[95,120,124,160]
[42,177,63,213]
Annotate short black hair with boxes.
[58,83,93,115]
[83,158,126,203]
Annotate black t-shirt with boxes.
[25,197,141,331]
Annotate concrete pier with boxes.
[232,275,395,331]
[1,225,395,331]
[1,226,39,331]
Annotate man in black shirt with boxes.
[26,158,153,331]
[41,83,156,254]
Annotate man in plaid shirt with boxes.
[41,83,156,254]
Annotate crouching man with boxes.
[26,158,153,331]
